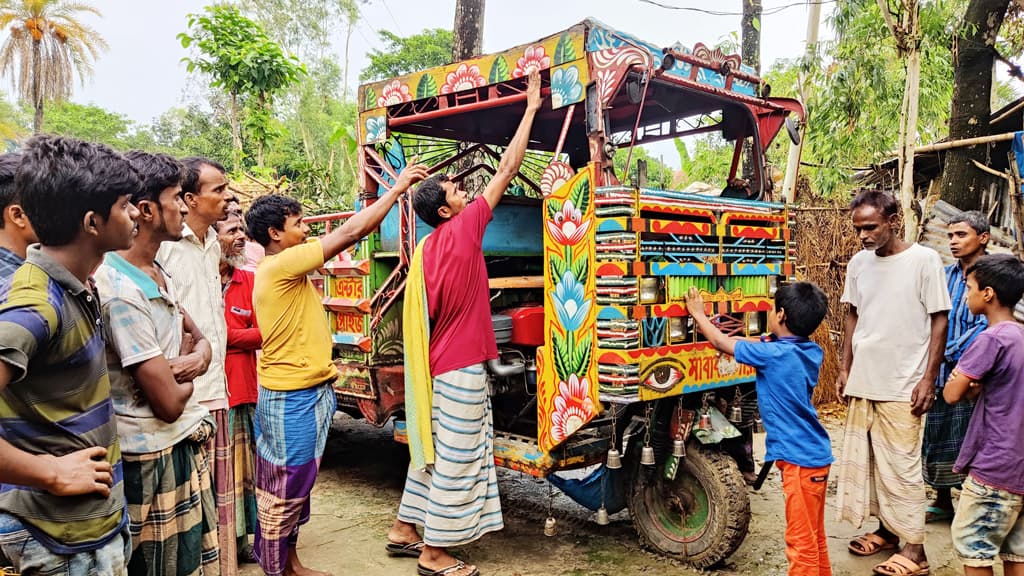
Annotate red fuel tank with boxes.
[502,305,545,347]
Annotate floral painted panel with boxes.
[548,61,587,110]
[359,25,587,113]
[359,110,387,145]
[538,165,602,453]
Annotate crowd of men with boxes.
[0,63,1020,576]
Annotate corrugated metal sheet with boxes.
[920,200,1024,323]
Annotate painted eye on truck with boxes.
[641,361,683,392]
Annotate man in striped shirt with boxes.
[0,135,141,574]
[922,210,990,522]
[0,152,37,282]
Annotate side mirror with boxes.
[785,116,802,146]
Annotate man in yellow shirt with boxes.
[245,162,427,576]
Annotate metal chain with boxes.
[643,403,653,445]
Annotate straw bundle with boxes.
[792,206,861,408]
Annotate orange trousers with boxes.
[778,461,832,576]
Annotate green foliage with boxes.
[148,105,233,162]
[613,146,675,189]
[360,29,454,82]
[757,0,966,199]
[675,135,733,189]
[39,101,154,150]
[179,5,306,166]
[488,55,510,84]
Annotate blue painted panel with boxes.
[730,263,782,276]
[380,201,544,256]
[649,262,713,276]
[597,219,627,232]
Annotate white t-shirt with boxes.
[841,243,951,401]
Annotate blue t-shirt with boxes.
[734,336,833,468]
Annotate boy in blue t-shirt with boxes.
[685,281,833,576]
[942,253,1024,576]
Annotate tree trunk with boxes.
[32,39,42,134]
[452,0,485,61]
[229,92,243,171]
[343,20,354,102]
[256,93,266,168]
[937,0,1009,211]
[899,43,922,240]
[741,0,761,183]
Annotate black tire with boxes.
[628,441,751,568]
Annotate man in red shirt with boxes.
[387,70,542,576]
[217,212,261,563]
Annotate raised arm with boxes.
[320,163,429,262]
[684,287,738,356]
[480,69,543,210]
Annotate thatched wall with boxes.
[792,207,860,407]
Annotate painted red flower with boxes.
[514,45,551,78]
[441,63,486,94]
[376,80,412,107]
[551,374,595,442]
[546,199,591,245]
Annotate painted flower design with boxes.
[551,270,590,332]
[376,80,412,107]
[441,63,486,94]
[513,45,551,77]
[551,374,595,442]
[364,116,386,143]
[550,66,583,108]
[546,199,590,246]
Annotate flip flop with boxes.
[873,553,930,576]
[848,532,898,556]
[417,561,479,576]
[925,505,954,523]
[385,540,424,558]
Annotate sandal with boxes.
[873,553,930,576]
[848,532,898,556]
[416,560,479,576]
[385,539,424,558]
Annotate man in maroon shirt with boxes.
[217,212,261,563]
[386,70,542,576]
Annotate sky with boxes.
[72,0,821,125]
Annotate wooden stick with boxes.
[888,132,1016,156]
[488,276,545,289]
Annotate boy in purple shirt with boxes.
[943,253,1024,576]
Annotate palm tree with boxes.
[0,0,106,133]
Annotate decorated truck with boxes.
[318,19,803,567]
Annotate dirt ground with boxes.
[239,414,984,576]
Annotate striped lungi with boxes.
[253,382,336,576]
[922,392,974,487]
[206,408,237,576]
[835,398,926,544]
[123,431,219,576]
[230,404,259,541]
[397,364,503,547]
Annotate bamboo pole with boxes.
[886,132,1016,157]
[781,0,822,203]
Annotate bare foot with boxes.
[418,545,475,575]
[387,519,422,545]
[284,549,332,576]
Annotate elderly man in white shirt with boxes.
[157,156,238,576]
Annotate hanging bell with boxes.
[640,444,656,466]
[605,447,622,470]
[544,516,557,537]
[595,506,610,526]
[672,437,686,458]
[753,416,765,434]
[728,404,744,424]
[697,411,713,431]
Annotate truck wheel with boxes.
[628,442,750,568]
